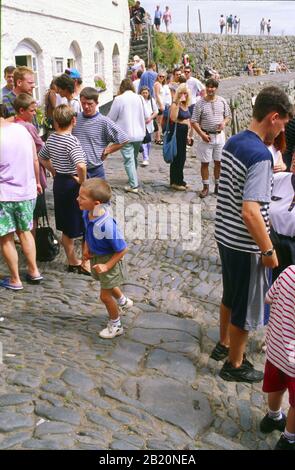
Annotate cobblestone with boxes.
[0,126,275,449]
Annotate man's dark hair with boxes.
[184,65,192,72]
[206,78,219,88]
[80,87,99,103]
[253,86,293,122]
[0,104,9,118]
[4,65,16,76]
[173,67,181,75]
[55,74,75,93]
[137,70,143,79]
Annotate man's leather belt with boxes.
[201,128,221,134]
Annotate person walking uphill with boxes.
[108,79,148,193]
[78,178,133,339]
[211,86,292,383]
[191,78,231,198]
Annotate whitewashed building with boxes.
[1,0,130,106]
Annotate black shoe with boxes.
[219,360,264,383]
[210,342,229,361]
[214,184,219,195]
[260,413,286,434]
[274,434,295,450]
[242,354,254,369]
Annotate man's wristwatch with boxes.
[261,247,275,257]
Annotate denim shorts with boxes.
[0,200,35,236]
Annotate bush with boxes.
[153,32,184,69]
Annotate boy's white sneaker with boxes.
[142,160,149,166]
[120,297,134,310]
[99,322,124,339]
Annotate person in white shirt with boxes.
[139,86,158,165]
[108,79,148,193]
[55,74,81,114]
[183,65,205,146]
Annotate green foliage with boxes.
[153,32,184,69]
[94,76,106,91]
[128,0,135,7]
[257,47,264,55]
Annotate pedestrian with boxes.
[227,14,233,33]
[210,86,292,383]
[169,67,182,99]
[267,19,271,35]
[162,6,172,33]
[139,86,158,166]
[233,16,239,34]
[133,69,143,93]
[191,78,231,198]
[131,1,145,41]
[259,265,295,450]
[131,55,145,81]
[284,115,295,171]
[219,15,226,34]
[0,104,43,290]
[154,5,162,31]
[1,65,16,99]
[260,18,266,34]
[138,62,158,98]
[108,79,147,193]
[55,74,81,114]
[72,87,128,180]
[183,65,205,146]
[169,83,192,191]
[13,93,47,232]
[38,104,88,274]
[78,178,133,339]
[65,67,83,100]
[153,72,166,145]
[2,66,35,118]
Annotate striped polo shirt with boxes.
[39,132,86,174]
[72,112,128,169]
[191,95,231,132]
[215,130,273,253]
[266,265,295,378]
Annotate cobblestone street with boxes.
[0,138,288,451]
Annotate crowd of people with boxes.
[1,60,295,449]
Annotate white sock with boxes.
[284,429,295,443]
[118,295,127,306]
[111,317,121,328]
[268,408,283,420]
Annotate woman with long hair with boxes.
[169,84,192,190]
[153,72,166,145]
[139,86,158,166]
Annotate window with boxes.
[94,42,104,78]
[52,58,64,75]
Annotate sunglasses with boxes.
[184,71,191,74]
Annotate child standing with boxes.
[78,178,133,339]
[139,86,158,166]
[259,265,295,450]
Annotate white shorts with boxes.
[197,132,225,163]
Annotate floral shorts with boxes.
[0,200,35,236]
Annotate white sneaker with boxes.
[124,186,139,194]
[142,160,149,166]
[99,322,124,339]
[120,297,133,310]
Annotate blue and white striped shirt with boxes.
[215,130,273,253]
[39,132,86,174]
[72,112,128,169]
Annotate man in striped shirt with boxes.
[72,87,128,179]
[211,86,292,383]
[191,78,231,198]
[260,265,295,450]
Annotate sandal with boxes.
[25,273,43,284]
[155,140,163,145]
[68,265,92,276]
[0,277,23,290]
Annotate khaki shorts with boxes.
[197,132,225,163]
[91,253,125,290]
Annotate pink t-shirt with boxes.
[266,265,295,377]
[0,122,37,202]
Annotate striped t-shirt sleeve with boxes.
[68,140,87,165]
[39,143,50,160]
[104,118,128,144]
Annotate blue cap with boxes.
[66,68,81,79]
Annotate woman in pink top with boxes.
[162,6,172,33]
[0,104,43,290]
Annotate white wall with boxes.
[1,0,130,105]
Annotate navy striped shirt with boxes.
[39,132,86,174]
[215,130,273,253]
[72,112,128,169]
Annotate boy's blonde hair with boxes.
[174,83,191,107]
[53,104,75,129]
[13,93,36,113]
[13,66,34,87]
[81,178,112,203]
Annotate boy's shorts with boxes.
[263,360,295,407]
[218,242,269,331]
[0,200,35,237]
[91,253,124,290]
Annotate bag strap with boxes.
[166,107,177,135]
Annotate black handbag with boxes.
[35,214,60,262]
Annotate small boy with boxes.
[259,265,295,450]
[77,178,133,339]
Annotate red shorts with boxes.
[262,360,295,407]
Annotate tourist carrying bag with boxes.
[162,109,177,164]
[35,213,60,262]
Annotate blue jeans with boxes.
[87,164,105,179]
[120,142,141,188]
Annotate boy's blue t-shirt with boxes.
[83,210,127,255]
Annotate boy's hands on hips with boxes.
[93,263,109,274]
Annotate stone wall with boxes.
[176,33,295,78]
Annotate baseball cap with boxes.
[65,68,81,79]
